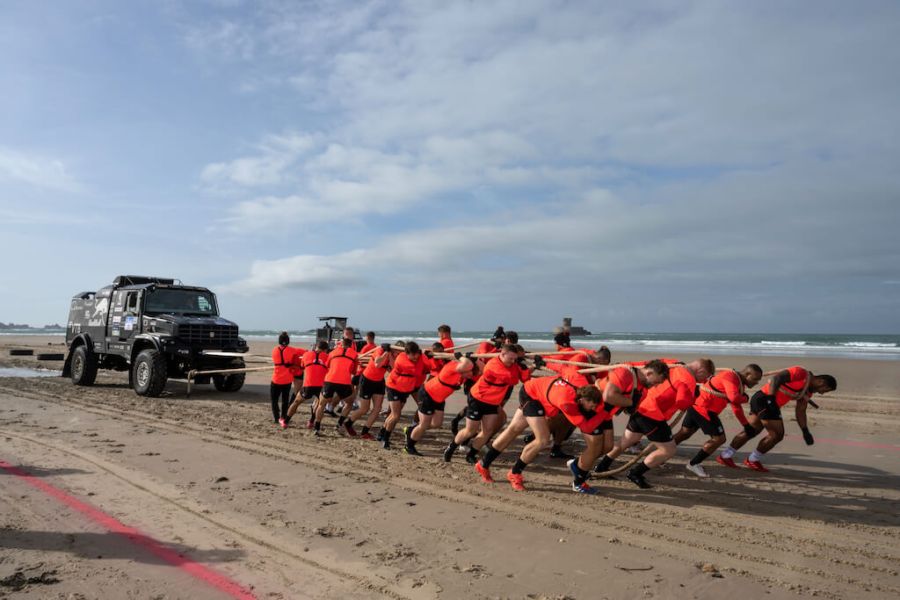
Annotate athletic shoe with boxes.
[506,471,526,491]
[626,470,652,489]
[360,432,375,441]
[566,458,581,480]
[305,419,314,430]
[744,458,769,473]
[716,455,739,469]
[403,425,412,444]
[323,407,337,418]
[593,462,609,474]
[685,463,709,478]
[442,443,456,463]
[404,445,423,456]
[549,447,575,460]
[465,448,479,464]
[313,429,322,438]
[571,481,600,495]
[343,421,358,437]
[474,462,494,483]
[382,438,391,450]
[279,418,287,429]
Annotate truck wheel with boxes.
[132,349,167,397]
[213,373,245,392]
[70,346,98,386]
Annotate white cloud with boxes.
[0,147,81,192]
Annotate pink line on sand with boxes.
[0,459,256,600]
[784,435,900,451]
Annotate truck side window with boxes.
[126,293,139,315]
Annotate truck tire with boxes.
[36,353,66,361]
[213,373,245,392]
[132,349,167,397]
[9,349,33,356]
[70,346,98,386]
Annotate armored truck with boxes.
[62,275,248,396]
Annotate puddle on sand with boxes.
[0,367,60,378]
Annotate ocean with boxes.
[5,328,898,360]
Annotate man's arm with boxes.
[796,396,814,445]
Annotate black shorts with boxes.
[417,388,445,415]
[300,386,322,400]
[627,413,673,443]
[358,376,386,400]
[463,379,475,395]
[386,386,410,404]
[595,419,614,433]
[682,407,725,436]
[466,394,499,421]
[750,391,782,420]
[351,374,361,386]
[322,382,354,400]
[518,387,546,417]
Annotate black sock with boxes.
[631,461,650,477]
[445,442,459,453]
[383,430,392,441]
[573,463,589,485]
[466,446,478,461]
[550,444,562,453]
[406,438,416,449]
[690,449,710,466]
[597,455,613,471]
[361,426,370,435]
[482,444,501,468]
[337,416,346,426]
[511,458,528,475]
[314,421,321,431]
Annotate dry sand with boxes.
[1,335,898,599]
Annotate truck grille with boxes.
[178,324,239,347]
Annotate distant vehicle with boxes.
[62,275,248,396]
[315,316,363,350]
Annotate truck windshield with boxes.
[144,289,218,316]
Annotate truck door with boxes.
[119,291,142,352]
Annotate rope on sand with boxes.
[591,410,686,479]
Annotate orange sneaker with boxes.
[716,455,739,469]
[474,462,494,483]
[506,471,526,491]
[743,458,769,472]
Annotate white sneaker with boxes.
[685,463,710,478]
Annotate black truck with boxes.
[62,275,248,396]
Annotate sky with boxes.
[1,0,899,334]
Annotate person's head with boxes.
[553,332,570,348]
[431,342,444,353]
[394,340,406,352]
[438,324,452,338]
[641,359,670,386]
[505,331,519,345]
[741,364,764,388]
[595,345,612,365]
[575,385,602,412]
[405,341,421,359]
[343,326,354,339]
[366,331,375,342]
[341,337,352,348]
[491,326,505,342]
[498,343,519,366]
[688,358,715,383]
[316,340,329,352]
[811,374,837,394]
[278,331,290,346]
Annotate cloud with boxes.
[0,147,81,192]
[200,132,316,188]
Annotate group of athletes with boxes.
[268,325,837,495]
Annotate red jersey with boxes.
[271,345,303,385]
[324,345,358,385]
[471,357,530,406]
[439,337,454,351]
[301,350,329,387]
[695,369,749,425]
[386,352,428,393]
[356,342,376,374]
[361,347,390,381]
[424,361,468,403]
[762,366,811,408]
[524,373,603,433]
[547,346,590,373]
[638,365,696,421]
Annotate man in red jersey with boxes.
[312,338,358,436]
[379,342,429,448]
[346,341,392,439]
[270,332,304,428]
[718,366,836,472]
[673,364,763,477]
[287,340,329,427]
[437,324,454,351]
[404,354,476,455]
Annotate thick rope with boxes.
[591,410,686,479]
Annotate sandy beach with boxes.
[1,335,898,599]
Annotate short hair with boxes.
[500,343,519,353]
[395,340,406,349]
[697,358,715,374]
[553,332,570,346]
[344,326,354,333]
[341,337,352,348]
[405,341,420,355]
[597,345,612,362]
[644,359,670,378]
[505,331,519,344]
[278,331,290,346]
[316,340,329,351]
[431,342,444,351]
[492,326,505,341]
[576,385,602,404]
[438,324,451,334]
[818,374,837,391]
[366,331,375,339]
[745,363,763,375]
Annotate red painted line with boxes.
[728,431,900,452]
[0,459,256,600]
